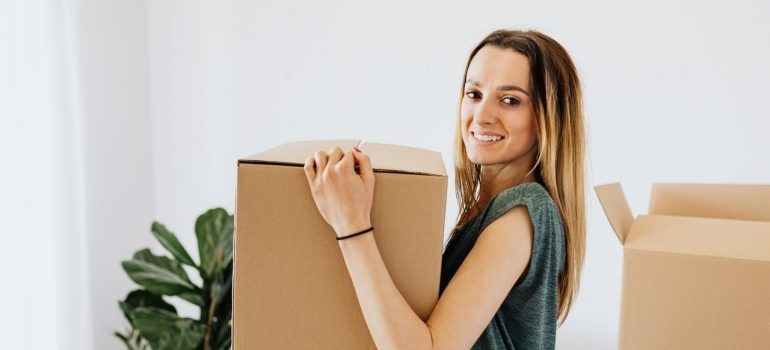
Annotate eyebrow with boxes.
[465,79,530,97]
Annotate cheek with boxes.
[460,100,474,120]
[460,112,472,130]
[507,115,537,143]
[512,119,533,133]
[524,121,538,146]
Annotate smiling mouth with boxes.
[471,131,505,143]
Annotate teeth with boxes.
[473,132,503,142]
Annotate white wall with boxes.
[47,0,770,348]
[73,0,156,348]
[1,1,95,348]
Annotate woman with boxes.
[303,28,586,350]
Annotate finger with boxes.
[303,155,316,182]
[337,150,354,171]
[352,149,375,183]
[327,146,344,168]
[314,150,328,174]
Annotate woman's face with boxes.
[461,45,538,168]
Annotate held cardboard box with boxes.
[234,140,447,349]
[594,182,770,349]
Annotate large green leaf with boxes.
[133,248,192,282]
[213,261,232,306]
[178,290,204,307]
[122,249,198,296]
[119,289,176,322]
[129,307,205,350]
[151,221,196,267]
[195,208,233,279]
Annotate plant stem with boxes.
[202,293,217,350]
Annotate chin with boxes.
[467,153,494,166]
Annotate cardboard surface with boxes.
[234,140,447,349]
[595,183,634,244]
[649,183,770,221]
[595,182,770,349]
[241,139,447,176]
[626,214,770,261]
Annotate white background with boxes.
[2,0,768,349]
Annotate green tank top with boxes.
[440,181,566,350]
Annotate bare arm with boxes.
[337,205,534,350]
[303,147,534,349]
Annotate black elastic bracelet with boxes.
[336,226,374,241]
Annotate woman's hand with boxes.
[303,146,375,238]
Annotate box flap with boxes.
[649,183,770,222]
[359,141,447,176]
[239,139,446,176]
[240,139,360,166]
[594,182,635,244]
[625,214,770,262]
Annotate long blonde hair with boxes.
[447,29,586,327]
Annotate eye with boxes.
[465,90,480,99]
[503,97,520,106]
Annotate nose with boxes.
[473,94,498,126]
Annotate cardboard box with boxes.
[594,182,770,349]
[234,139,447,349]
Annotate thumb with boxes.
[352,148,375,184]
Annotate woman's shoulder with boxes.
[488,181,567,279]
[482,182,564,245]
[488,182,559,218]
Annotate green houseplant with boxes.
[115,208,233,350]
